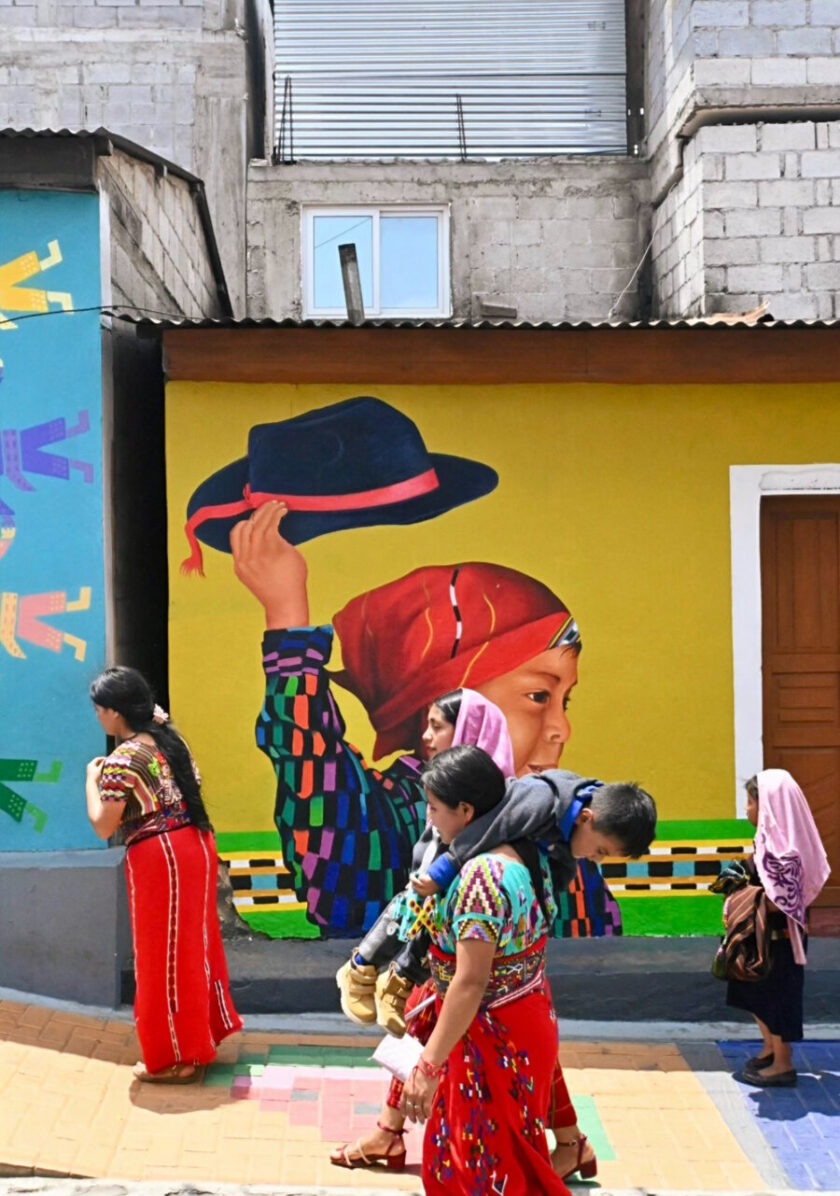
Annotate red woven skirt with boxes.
[423,974,570,1196]
[125,827,242,1074]
[386,977,577,1130]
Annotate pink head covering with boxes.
[754,768,830,965]
[450,688,515,778]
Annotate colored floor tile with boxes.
[0,997,770,1190]
[718,1039,840,1191]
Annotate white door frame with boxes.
[730,464,840,817]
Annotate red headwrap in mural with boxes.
[332,562,579,757]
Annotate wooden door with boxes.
[760,495,840,906]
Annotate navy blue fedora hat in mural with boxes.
[182,396,498,574]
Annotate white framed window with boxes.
[302,206,450,319]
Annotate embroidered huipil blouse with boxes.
[433,852,557,955]
[99,738,192,847]
[424,852,556,1004]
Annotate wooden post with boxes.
[338,244,365,324]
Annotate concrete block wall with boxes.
[651,136,706,315]
[653,121,840,318]
[646,0,840,199]
[247,160,651,324]
[689,0,840,97]
[646,0,695,177]
[101,150,223,317]
[0,0,269,313]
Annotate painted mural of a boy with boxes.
[184,396,620,938]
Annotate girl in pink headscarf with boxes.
[728,769,830,1088]
[336,688,515,1035]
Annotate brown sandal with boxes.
[133,1062,203,1084]
[330,1120,407,1171]
[553,1133,598,1181]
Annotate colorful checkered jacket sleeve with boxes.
[258,626,427,936]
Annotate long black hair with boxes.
[422,744,506,815]
[431,689,463,728]
[90,666,212,831]
[422,745,550,921]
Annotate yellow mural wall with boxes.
[166,380,840,934]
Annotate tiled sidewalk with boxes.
[0,999,767,1190]
[719,1040,840,1191]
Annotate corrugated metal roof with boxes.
[0,126,203,185]
[274,0,627,159]
[0,128,232,316]
[116,312,839,331]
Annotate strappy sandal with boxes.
[133,1062,203,1084]
[553,1132,598,1181]
[330,1120,407,1171]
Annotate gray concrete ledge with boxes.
[0,849,131,1007]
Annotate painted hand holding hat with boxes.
[182,396,498,575]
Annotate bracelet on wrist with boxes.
[417,1056,444,1080]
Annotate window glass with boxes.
[312,214,373,310]
[380,215,439,310]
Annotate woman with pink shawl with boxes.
[728,769,830,1088]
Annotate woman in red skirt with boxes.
[400,746,571,1196]
[86,666,242,1082]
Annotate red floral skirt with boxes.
[386,979,577,1131]
[125,827,242,1073]
[423,977,570,1196]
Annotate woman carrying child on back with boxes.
[400,744,573,1196]
[726,769,829,1088]
[330,690,656,1179]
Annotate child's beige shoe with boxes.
[336,959,377,1025]
[375,965,414,1037]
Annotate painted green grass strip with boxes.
[654,819,753,839]
[619,894,724,937]
[215,831,282,852]
[236,908,321,939]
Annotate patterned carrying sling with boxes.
[712,884,773,982]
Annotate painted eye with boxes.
[526,691,551,705]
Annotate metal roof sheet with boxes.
[113,311,836,331]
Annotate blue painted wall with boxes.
[0,190,106,851]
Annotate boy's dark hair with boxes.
[745,775,759,801]
[421,744,505,817]
[590,782,656,858]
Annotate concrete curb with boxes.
[3,985,840,1043]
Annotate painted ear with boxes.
[576,806,594,826]
[460,802,475,824]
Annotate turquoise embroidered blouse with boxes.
[430,851,557,956]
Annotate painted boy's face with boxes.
[569,807,625,861]
[422,704,456,761]
[475,646,578,777]
[424,789,473,846]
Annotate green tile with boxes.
[567,1093,615,1162]
[203,1071,235,1088]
